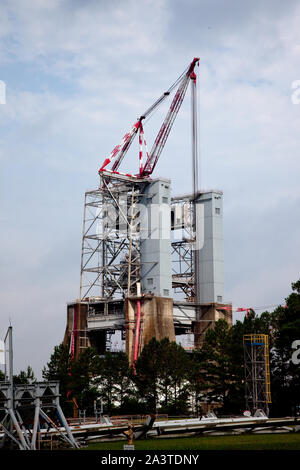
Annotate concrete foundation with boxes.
[126,295,175,364]
[63,303,90,358]
[63,298,232,360]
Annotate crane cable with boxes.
[141,65,190,122]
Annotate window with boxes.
[215,207,220,215]
[163,289,169,296]
[147,278,153,286]
[162,197,168,204]
[217,295,223,302]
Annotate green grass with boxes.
[82,433,300,451]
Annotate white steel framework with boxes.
[80,174,145,301]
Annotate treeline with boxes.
[24,280,300,417]
[0,366,36,384]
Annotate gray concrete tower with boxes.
[196,190,224,304]
[140,178,172,298]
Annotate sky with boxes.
[0,0,300,378]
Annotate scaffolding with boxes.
[171,195,196,302]
[80,174,145,301]
[243,334,271,416]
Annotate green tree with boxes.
[93,351,132,414]
[13,366,36,384]
[134,338,162,412]
[42,343,73,414]
[271,280,300,416]
[134,338,190,414]
[197,319,243,413]
[158,339,190,414]
[188,349,208,416]
[69,347,100,414]
[42,344,101,416]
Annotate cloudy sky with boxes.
[0,0,300,377]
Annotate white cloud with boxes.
[0,0,169,73]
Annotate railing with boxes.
[110,414,168,425]
[67,413,168,427]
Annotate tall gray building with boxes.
[196,190,224,304]
[140,178,172,298]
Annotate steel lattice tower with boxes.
[243,334,271,416]
[80,174,145,301]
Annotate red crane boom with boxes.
[98,57,200,179]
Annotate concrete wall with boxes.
[63,303,90,358]
[140,178,172,298]
[196,191,224,304]
[126,295,175,363]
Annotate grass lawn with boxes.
[82,433,300,451]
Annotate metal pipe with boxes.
[8,409,29,450]
[31,400,40,450]
[133,300,141,363]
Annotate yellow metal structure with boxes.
[243,334,271,412]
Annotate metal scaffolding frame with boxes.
[171,195,196,302]
[80,174,146,301]
[243,334,271,416]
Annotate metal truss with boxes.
[243,334,271,416]
[171,196,196,302]
[80,174,145,300]
[0,381,78,450]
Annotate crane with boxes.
[98,58,200,364]
[98,57,200,179]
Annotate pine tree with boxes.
[13,365,36,384]
[271,280,300,416]
[134,338,190,414]
[93,351,132,414]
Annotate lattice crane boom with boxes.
[141,58,199,177]
[98,57,200,179]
